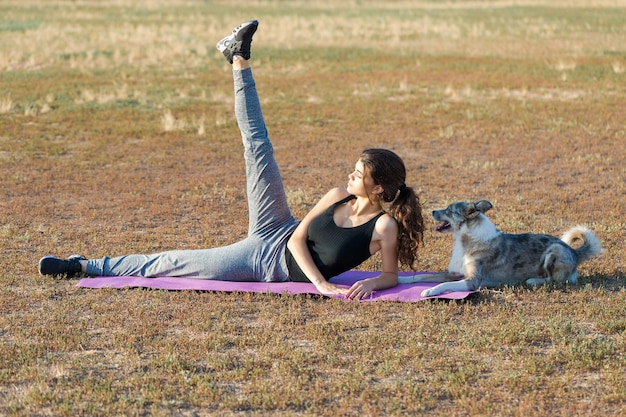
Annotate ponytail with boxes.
[386,185,424,270]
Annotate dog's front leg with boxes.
[420,279,472,297]
[421,259,477,297]
[398,271,462,284]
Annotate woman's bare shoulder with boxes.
[375,213,399,236]
[320,187,350,203]
[302,187,350,220]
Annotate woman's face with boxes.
[347,159,378,196]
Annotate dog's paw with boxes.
[421,288,435,298]
[525,278,546,287]
[568,272,578,285]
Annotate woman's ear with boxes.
[372,184,384,196]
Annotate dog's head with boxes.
[432,200,493,234]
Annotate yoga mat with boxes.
[76,271,473,302]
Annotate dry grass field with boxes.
[1,0,625,415]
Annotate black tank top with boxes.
[285,195,384,282]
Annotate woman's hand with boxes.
[315,281,349,297]
[345,271,399,300]
[345,279,377,300]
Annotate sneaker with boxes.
[39,254,86,278]
[216,20,259,64]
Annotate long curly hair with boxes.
[360,148,425,270]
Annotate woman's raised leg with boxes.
[219,20,296,238]
[232,64,296,238]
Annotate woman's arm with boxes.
[345,214,399,300]
[286,187,351,296]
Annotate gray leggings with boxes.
[86,68,298,282]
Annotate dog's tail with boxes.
[561,226,604,264]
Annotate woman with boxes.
[39,20,425,300]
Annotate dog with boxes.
[419,200,603,297]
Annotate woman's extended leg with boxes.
[233,63,296,239]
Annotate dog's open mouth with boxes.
[435,221,451,232]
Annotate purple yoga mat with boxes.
[76,270,473,302]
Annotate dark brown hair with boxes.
[360,148,424,270]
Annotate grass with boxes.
[1,0,625,415]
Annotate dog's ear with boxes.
[475,200,493,213]
[463,203,481,219]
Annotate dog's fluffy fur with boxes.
[419,200,603,297]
